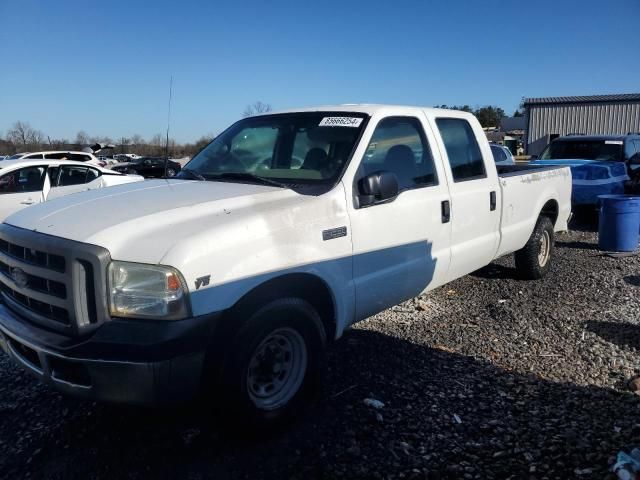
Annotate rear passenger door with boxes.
[431,116,500,281]
[349,115,452,321]
[46,165,103,200]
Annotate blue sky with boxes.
[1,0,638,143]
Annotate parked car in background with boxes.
[0,159,144,220]
[112,154,141,163]
[0,105,571,427]
[4,151,106,167]
[529,134,640,205]
[111,156,182,178]
[490,143,516,166]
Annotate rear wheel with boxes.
[215,298,326,429]
[514,215,555,279]
[165,168,176,177]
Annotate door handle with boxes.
[490,191,497,211]
[441,200,451,223]
[20,200,34,205]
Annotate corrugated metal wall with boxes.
[525,101,640,154]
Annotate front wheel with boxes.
[216,298,326,429]
[514,215,555,280]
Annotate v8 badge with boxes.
[195,275,211,290]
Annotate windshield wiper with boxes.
[178,168,206,181]
[203,172,289,189]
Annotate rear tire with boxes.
[514,215,555,280]
[215,298,326,429]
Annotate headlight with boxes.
[108,261,190,320]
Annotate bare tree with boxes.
[90,135,114,145]
[7,121,43,147]
[75,130,90,145]
[118,137,131,154]
[130,134,145,146]
[243,101,272,117]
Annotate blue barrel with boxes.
[598,195,640,252]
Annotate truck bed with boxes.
[496,164,568,177]
[495,164,572,258]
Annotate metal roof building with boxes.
[523,93,640,155]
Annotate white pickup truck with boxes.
[0,105,571,426]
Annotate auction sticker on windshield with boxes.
[319,117,363,127]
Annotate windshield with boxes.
[5,154,25,160]
[182,112,367,185]
[540,140,624,161]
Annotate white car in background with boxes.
[4,151,106,167]
[0,159,144,220]
[490,143,516,166]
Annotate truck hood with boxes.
[5,179,298,263]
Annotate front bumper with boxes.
[0,303,223,405]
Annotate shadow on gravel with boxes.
[569,208,599,232]
[471,263,518,280]
[555,240,598,251]
[624,275,640,287]
[586,320,640,350]
[2,328,639,479]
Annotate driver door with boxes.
[349,115,452,321]
[0,166,47,220]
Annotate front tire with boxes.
[217,298,326,429]
[514,215,555,280]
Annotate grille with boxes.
[0,259,67,298]
[0,224,110,335]
[0,238,66,272]
[0,282,70,324]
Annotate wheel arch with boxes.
[224,272,338,342]
[540,198,559,227]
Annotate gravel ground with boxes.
[1,218,639,479]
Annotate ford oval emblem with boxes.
[11,267,28,289]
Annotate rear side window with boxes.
[436,118,486,181]
[69,153,91,162]
[86,168,100,182]
[58,166,89,186]
[360,117,437,191]
[45,152,70,160]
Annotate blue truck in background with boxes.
[530,134,640,205]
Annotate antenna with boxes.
[164,75,173,178]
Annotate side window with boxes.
[86,168,100,182]
[0,166,46,194]
[69,153,90,162]
[490,145,507,163]
[360,117,437,191]
[436,118,486,181]
[24,154,44,160]
[624,140,636,160]
[45,152,68,160]
[58,166,89,186]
